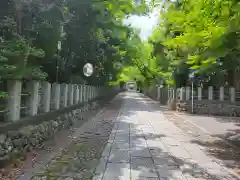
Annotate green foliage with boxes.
[0,0,149,85]
[147,0,240,87]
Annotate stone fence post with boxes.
[42,82,51,113]
[180,87,184,100]
[82,84,85,102]
[7,80,22,122]
[230,87,235,102]
[197,87,202,100]
[82,85,85,102]
[27,81,39,116]
[68,84,74,106]
[219,86,224,101]
[208,86,213,100]
[87,85,90,101]
[74,84,79,104]
[93,86,95,99]
[90,86,92,100]
[157,86,161,100]
[61,83,68,107]
[52,83,60,110]
[186,86,190,100]
[79,84,82,103]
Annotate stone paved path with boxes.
[93,92,240,180]
[12,94,123,180]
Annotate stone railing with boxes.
[176,86,236,102]
[177,100,240,116]
[143,85,240,116]
[0,80,120,167]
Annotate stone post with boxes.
[68,84,74,105]
[42,82,51,113]
[79,85,82,103]
[84,85,88,110]
[172,88,175,99]
[27,81,39,116]
[61,84,68,107]
[52,83,60,110]
[74,84,79,104]
[230,87,235,102]
[157,87,161,100]
[82,85,85,102]
[197,87,202,100]
[208,86,213,100]
[7,80,22,122]
[82,84,84,103]
[92,86,94,99]
[91,86,94,100]
[93,87,95,99]
[168,88,170,100]
[86,85,89,101]
[219,86,224,101]
[186,86,190,100]
[89,86,92,100]
[180,87,184,100]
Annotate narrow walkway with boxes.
[93,92,239,180]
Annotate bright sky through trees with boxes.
[123,1,160,40]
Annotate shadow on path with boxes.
[98,92,238,180]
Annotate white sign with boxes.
[189,72,194,78]
[57,41,61,50]
[83,63,93,77]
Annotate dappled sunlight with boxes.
[92,92,238,180]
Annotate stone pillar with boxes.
[186,86,190,100]
[81,84,84,102]
[7,80,22,122]
[86,85,89,101]
[168,88,170,100]
[89,86,92,100]
[52,83,60,110]
[68,84,74,105]
[93,87,95,99]
[180,87,184,100]
[172,88,175,99]
[27,81,39,116]
[61,84,68,107]
[208,86,213,100]
[230,87,235,102]
[79,85,82,103]
[197,87,202,100]
[83,85,86,102]
[84,85,88,110]
[74,84,79,104]
[91,86,93,100]
[42,82,51,113]
[157,87,161,100]
[92,86,94,99]
[219,86,224,101]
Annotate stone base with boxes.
[0,93,116,168]
[0,111,77,168]
[177,100,240,116]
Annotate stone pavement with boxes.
[93,92,240,180]
[6,94,123,180]
[161,108,240,176]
